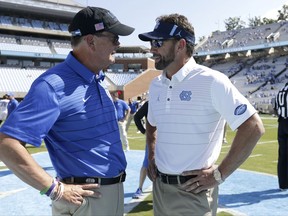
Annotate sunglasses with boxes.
[150,40,165,48]
[95,33,119,45]
[150,38,177,48]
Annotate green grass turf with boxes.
[0,114,279,216]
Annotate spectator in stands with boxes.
[6,92,19,117]
[274,83,288,191]
[132,100,149,199]
[111,91,130,151]
[0,6,134,216]
[126,97,139,132]
[139,13,265,215]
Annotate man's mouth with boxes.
[152,55,161,61]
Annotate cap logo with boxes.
[169,25,178,36]
[71,29,82,37]
[95,22,105,31]
[107,11,118,22]
[175,31,182,37]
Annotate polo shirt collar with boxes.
[162,57,197,83]
[65,52,98,83]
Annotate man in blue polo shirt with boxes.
[6,92,19,117]
[126,97,139,132]
[111,91,130,151]
[0,7,134,216]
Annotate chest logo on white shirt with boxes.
[179,91,192,101]
[234,104,247,115]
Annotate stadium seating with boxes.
[1,2,288,114]
[0,67,46,98]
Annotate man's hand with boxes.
[180,165,218,193]
[147,159,157,182]
[60,183,101,206]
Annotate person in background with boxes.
[0,94,9,125]
[222,122,228,144]
[0,6,134,216]
[132,100,149,199]
[111,91,131,151]
[139,13,265,215]
[274,82,288,191]
[6,92,19,118]
[125,98,139,132]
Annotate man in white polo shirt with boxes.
[138,14,265,215]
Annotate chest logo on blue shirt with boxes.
[179,91,192,101]
[234,104,247,115]
[83,95,91,103]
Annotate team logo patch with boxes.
[179,91,192,101]
[234,104,247,115]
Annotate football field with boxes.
[1,114,288,216]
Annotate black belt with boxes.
[61,172,126,185]
[157,170,196,184]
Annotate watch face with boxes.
[214,168,223,183]
[214,171,220,179]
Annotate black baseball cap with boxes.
[69,7,135,37]
[138,21,195,45]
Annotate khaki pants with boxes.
[153,177,218,216]
[52,183,124,216]
[125,113,135,132]
[118,121,129,148]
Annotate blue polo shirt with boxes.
[7,98,19,117]
[128,101,139,114]
[0,52,126,179]
[114,99,129,121]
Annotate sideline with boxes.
[1,151,288,216]
[219,169,288,216]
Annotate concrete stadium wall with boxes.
[123,69,161,100]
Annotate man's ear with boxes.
[177,38,186,51]
[85,34,95,47]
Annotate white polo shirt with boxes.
[148,57,256,174]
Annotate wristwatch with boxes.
[213,167,224,184]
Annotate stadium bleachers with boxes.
[0,14,68,31]
[195,21,288,55]
[0,67,46,97]
[1,1,288,114]
[51,40,71,55]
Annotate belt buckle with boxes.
[66,177,74,184]
[158,172,168,184]
[85,178,98,184]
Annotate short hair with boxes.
[70,36,83,47]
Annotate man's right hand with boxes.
[147,159,157,182]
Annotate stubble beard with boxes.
[155,47,175,70]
